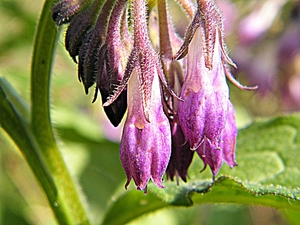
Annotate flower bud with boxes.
[174,0,251,178]
[65,0,105,62]
[52,0,91,25]
[94,0,130,126]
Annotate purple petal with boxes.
[120,70,171,191]
[221,101,238,168]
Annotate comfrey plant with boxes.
[52,0,256,192]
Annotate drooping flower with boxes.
[153,0,194,183]
[119,68,171,191]
[177,27,229,152]
[174,0,256,178]
[51,0,257,190]
[103,0,174,191]
[177,26,230,177]
[163,56,194,183]
[166,118,194,182]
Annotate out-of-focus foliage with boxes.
[1,0,300,224]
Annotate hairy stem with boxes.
[30,0,91,224]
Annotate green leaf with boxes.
[0,78,29,121]
[281,209,300,225]
[102,114,300,225]
[0,78,58,214]
[102,189,168,225]
[222,114,300,195]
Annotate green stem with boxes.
[30,0,90,224]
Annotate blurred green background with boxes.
[1,0,299,224]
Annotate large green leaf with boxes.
[102,114,300,225]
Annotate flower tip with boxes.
[229,162,238,169]
[125,179,131,190]
[84,86,89,95]
[152,180,165,189]
[137,185,148,194]
[136,186,142,191]
[71,56,77,63]
[199,163,208,173]
[212,174,216,182]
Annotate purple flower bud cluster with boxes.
[52,0,256,192]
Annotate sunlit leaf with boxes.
[102,114,300,225]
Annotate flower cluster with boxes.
[52,0,256,192]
